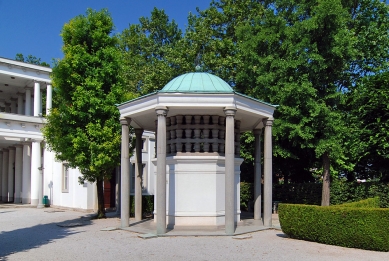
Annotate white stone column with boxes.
[120,118,131,228]
[8,147,15,202]
[14,145,23,203]
[2,149,9,202]
[33,82,41,116]
[25,88,32,116]
[31,141,41,206]
[263,118,273,227]
[254,129,262,221]
[135,128,144,222]
[37,166,44,209]
[0,151,3,199]
[46,84,52,115]
[22,143,31,204]
[224,106,237,235]
[17,94,23,115]
[155,106,168,235]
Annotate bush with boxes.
[240,182,254,210]
[273,183,321,205]
[130,195,154,217]
[272,181,389,207]
[336,197,380,208]
[279,203,389,251]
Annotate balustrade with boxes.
[159,114,241,156]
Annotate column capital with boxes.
[13,144,23,148]
[223,106,237,116]
[120,117,131,126]
[10,97,17,101]
[7,147,15,151]
[24,86,33,91]
[263,117,274,126]
[155,106,168,116]
[2,148,9,152]
[135,128,144,135]
[253,129,263,135]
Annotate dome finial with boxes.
[195,52,203,72]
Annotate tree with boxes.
[118,8,186,96]
[43,9,124,218]
[349,72,389,181]
[15,53,50,67]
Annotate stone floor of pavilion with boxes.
[121,212,281,237]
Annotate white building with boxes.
[0,57,99,211]
[0,57,156,213]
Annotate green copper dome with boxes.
[160,72,233,93]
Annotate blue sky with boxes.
[0,0,212,66]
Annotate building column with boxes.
[30,141,41,206]
[22,142,31,204]
[17,93,23,115]
[2,149,9,202]
[135,128,144,222]
[254,129,262,221]
[25,88,32,116]
[120,118,131,228]
[33,82,41,117]
[14,145,23,203]
[8,147,15,202]
[0,151,3,200]
[46,84,52,115]
[155,106,168,235]
[224,106,237,235]
[263,118,274,227]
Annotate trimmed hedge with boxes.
[335,197,380,208]
[278,203,389,252]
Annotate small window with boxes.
[62,164,69,193]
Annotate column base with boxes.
[31,198,38,206]
[37,203,44,209]
[8,197,14,202]
[14,197,22,204]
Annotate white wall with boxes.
[43,149,97,212]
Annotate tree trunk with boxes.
[96,178,106,218]
[321,152,330,206]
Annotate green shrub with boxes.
[272,181,389,207]
[130,195,154,217]
[240,182,254,210]
[279,203,389,252]
[335,197,380,208]
[273,183,321,205]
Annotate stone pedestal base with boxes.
[153,156,243,227]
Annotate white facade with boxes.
[129,130,156,196]
[0,57,97,211]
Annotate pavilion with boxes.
[117,72,276,235]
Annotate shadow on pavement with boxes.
[0,216,92,260]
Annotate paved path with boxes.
[0,206,387,260]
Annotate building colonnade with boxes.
[0,81,52,207]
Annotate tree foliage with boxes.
[15,53,50,67]
[43,9,125,218]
